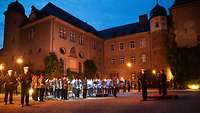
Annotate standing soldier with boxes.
[4,69,17,105]
[161,69,167,96]
[32,74,39,101]
[38,74,45,102]
[141,70,148,101]
[63,77,68,100]
[19,66,32,107]
[113,76,118,97]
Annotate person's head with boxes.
[23,66,29,74]
[7,70,13,76]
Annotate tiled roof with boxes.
[98,23,149,39]
[25,2,149,39]
[173,0,197,6]
[31,2,98,35]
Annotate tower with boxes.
[149,2,168,71]
[3,0,26,66]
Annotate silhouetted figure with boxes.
[19,67,32,107]
[157,72,162,95]
[127,81,131,92]
[4,70,17,105]
[137,75,141,92]
[113,77,118,97]
[141,70,147,101]
[161,70,167,96]
[38,74,45,102]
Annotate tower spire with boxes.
[156,0,159,4]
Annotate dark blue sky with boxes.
[0,0,174,48]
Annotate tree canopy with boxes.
[84,59,97,79]
[43,52,63,79]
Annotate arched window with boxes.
[69,47,77,58]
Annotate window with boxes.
[70,32,76,42]
[141,54,146,63]
[139,39,145,48]
[130,41,135,49]
[155,22,159,28]
[120,57,124,64]
[59,26,67,39]
[79,35,84,45]
[37,48,42,53]
[111,44,115,51]
[59,47,66,55]
[119,43,125,50]
[92,40,97,49]
[111,58,116,64]
[131,56,136,64]
[28,27,35,40]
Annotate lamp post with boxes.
[16,57,23,74]
[0,64,4,74]
[126,62,132,79]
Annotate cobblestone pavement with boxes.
[0,90,200,113]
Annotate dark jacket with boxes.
[4,74,18,91]
[19,72,32,89]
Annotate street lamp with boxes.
[0,64,4,77]
[152,69,156,75]
[16,57,23,74]
[16,58,23,64]
[126,62,132,68]
[0,64,4,71]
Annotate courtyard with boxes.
[0,90,199,113]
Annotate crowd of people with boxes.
[0,67,168,107]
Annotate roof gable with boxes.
[40,2,98,35]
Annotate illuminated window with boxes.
[120,57,124,64]
[70,32,76,42]
[141,54,146,63]
[130,41,135,49]
[59,26,67,39]
[139,39,145,48]
[119,43,125,50]
[131,56,136,64]
[79,35,84,45]
[111,58,116,64]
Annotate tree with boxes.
[43,52,63,79]
[83,60,97,79]
[83,59,97,98]
[167,16,200,88]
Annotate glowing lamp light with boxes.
[188,84,200,90]
[152,70,156,75]
[0,64,4,71]
[29,88,34,96]
[16,58,23,64]
[120,77,124,81]
[126,62,132,68]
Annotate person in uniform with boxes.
[19,66,32,107]
[4,69,17,105]
[38,74,45,101]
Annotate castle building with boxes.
[0,0,199,80]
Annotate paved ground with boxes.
[0,90,200,113]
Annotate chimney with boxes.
[139,14,148,29]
